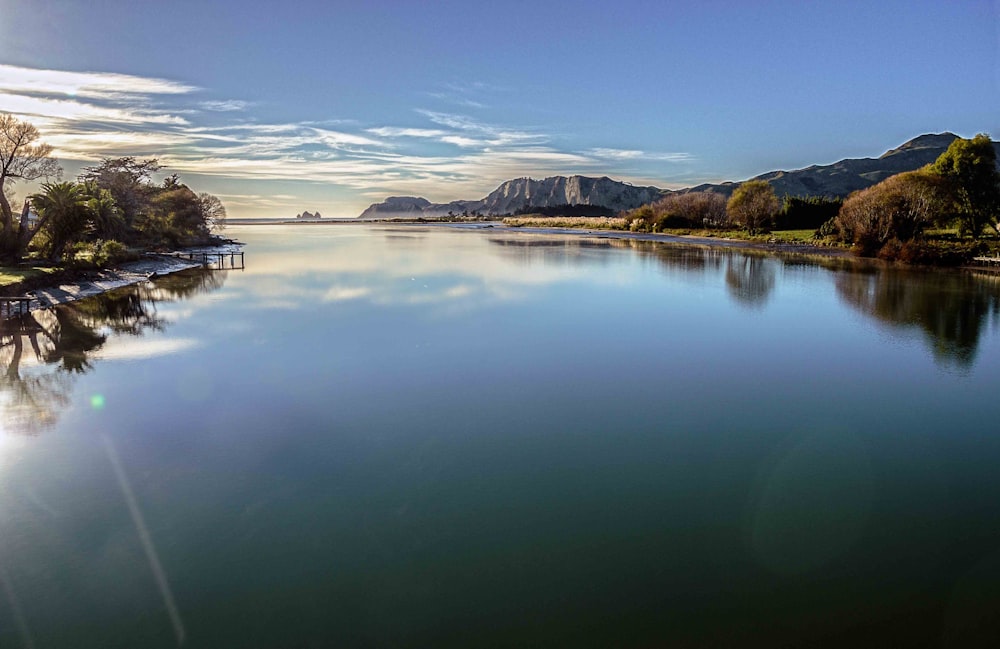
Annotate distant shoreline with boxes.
[226,218,852,258]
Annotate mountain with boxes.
[358,175,663,218]
[684,133,999,198]
[478,176,662,214]
[357,134,999,218]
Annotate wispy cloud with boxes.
[423,80,507,109]
[426,92,486,109]
[198,99,253,112]
[588,148,693,162]
[0,64,197,100]
[366,126,446,138]
[0,64,694,215]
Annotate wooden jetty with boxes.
[0,296,32,318]
[973,256,1000,267]
[172,250,245,270]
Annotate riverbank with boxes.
[0,255,201,315]
[479,223,854,257]
[0,241,243,315]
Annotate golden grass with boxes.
[502,216,628,229]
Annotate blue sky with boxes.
[1,0,997,217]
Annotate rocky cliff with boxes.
[358,176,663,218]
[479,176,662,214]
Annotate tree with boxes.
[81,181,127,241]
[78,157,161,228]
[726,180,779,234]
[775,195,843,230]
[30,182,91,260]
[929,133,1000,238]
[198,192,227,231]
[138,184,209,246]
[0,113,61,261]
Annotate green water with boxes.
[2,224,1000,647]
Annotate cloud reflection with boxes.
[232,227,609,316]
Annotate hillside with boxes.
[357,134,1000,217]
[684,133,999,198]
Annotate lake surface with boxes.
[3,224,1000,647]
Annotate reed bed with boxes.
[502,216,628,230]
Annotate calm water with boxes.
[3,224,1000,647]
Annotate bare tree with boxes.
[0,114,61,260]
[198,192,227,231]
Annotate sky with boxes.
[1,0,997,218]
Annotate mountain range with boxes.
[357,133,998,218]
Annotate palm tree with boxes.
[29,182,91,260]
[82,180,126,241]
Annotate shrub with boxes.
[816,217,839,239]
[623,192,728,232]
[835,170,944,255]
[877,238,904,261]
[94,240,132,266]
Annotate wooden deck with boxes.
[171,250,245,270]
[0,296,32,318]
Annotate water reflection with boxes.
[483,233,1000,365]
[4,225,1000,647]
[835,269,1000,368]
[487,236,618,268]
[0,269,226,435]
[602,239,778,308]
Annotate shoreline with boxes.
[1,241,243,315]
[5,255,201,315]
[228,218,852,257]
[5,222,994,318]
[473,224,854,258]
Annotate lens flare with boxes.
[90,394,106,410]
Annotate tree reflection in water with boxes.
[725,255,777,308]
[0,268,227,435]
[835,269,1000,368]
[485,235,1000,367]
[618,240,778,308]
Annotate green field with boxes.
[0,266,60,290]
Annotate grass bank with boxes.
[498,217,1000,264]
[0,265,65,290]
